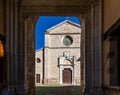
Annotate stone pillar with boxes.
[24,15,38,95]
[79,15,86,95]
[17,2,25,94]
[5,0,24,94]
[84,0,103,95]
[44,47,49,84]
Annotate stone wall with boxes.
[45,21,81,48]
[44,21,81,85]
[103,0,120,32]
[44,48,81,85]
[48,34,81,48]
[35,48,44,86]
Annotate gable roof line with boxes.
[45,20,81,33]
[35,48,44,52]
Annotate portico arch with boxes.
[23,13,83,95]
[22,7,85,94]
[5,0,103,95]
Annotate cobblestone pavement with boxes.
[36,86,80,95]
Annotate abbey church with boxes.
[35,20,81,85]
[0,0,120,95]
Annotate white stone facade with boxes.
[35,20,81,86]
[35,48,44,86]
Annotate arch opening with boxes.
[34,16,82,95]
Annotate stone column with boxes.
[84,0,103,95]
[5,0,24,94]
[23,15,38,95]
[79,15,86,95]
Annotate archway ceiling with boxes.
[22,0,95,15]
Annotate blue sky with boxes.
[35,16,80,50]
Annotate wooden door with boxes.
[63,69,72,84]
[36,74,40,83]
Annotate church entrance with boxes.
[63,69,72,84]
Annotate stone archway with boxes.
[21,6,86,93]
[22,14,84,95]
[5,0,103,95]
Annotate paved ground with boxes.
[36,86,80,95]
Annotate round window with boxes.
[63,36,73,46]
[36,58,41,63]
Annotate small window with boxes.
[36,58,41,63]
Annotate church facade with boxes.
[35,20,81,86]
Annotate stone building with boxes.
[0,0,120,95]
[35,20,81,86]
[35,48,44,86]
